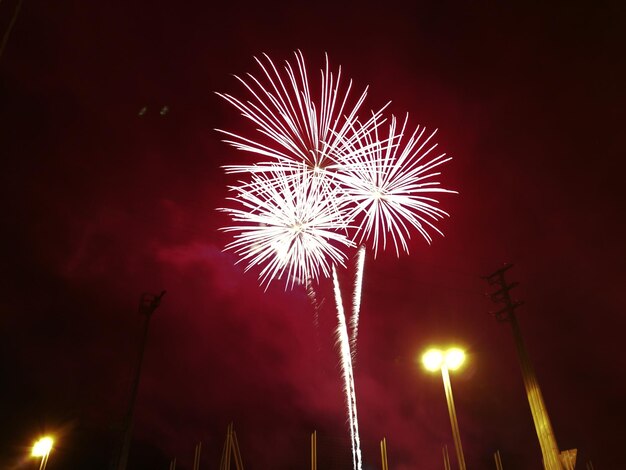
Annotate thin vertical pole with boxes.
[0,0,24,60]
[193,442,202,470]
[39,453,49,470]
[442,445,451,470]
[232,427,244,470]
[225,423,232,470]
[311,431,317,470]
[441,366,466,470]
[115,291,166,470]
[220,422,244,470]
[220,432,227,470]
[494,450,504,470]
[380,437,388,470]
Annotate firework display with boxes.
[218,52,453,287]
[218,51,454,470]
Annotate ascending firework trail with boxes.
[217,51,455,470]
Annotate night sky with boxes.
[1,1,625,469]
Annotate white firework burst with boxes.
[216,51,388,189]
[339,113,456,257]
[220,168,354,289]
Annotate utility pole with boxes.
[483,265,563,470]
[112,291,166,470]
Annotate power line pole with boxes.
[483,265,563,470]
[112,291,166,470]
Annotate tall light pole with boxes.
[112,291,166,470]
[422,347,467,470]
[32,436,53,470]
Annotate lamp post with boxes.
[32,436,53,470]
[422,347,467,470]
[114,291,166,470]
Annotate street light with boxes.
[422,347,467,470]
[31,436,53,470]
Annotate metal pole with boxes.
[193,442,202,470]
[311,431,317,470]
[484,265,563,470]
[441,366,467,470]
[114,291,166,470]
[510,314,562,470]
[39,453,49,470]
[226,424,232,470]
[494,450,504,470]
[442,445,451,470]
[380,437,389,470]
[231,425,244,470]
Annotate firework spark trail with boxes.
[306,277,323,329]
[350,245,366,357]
[333,266,362,470]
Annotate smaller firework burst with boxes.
[339,113,456,257]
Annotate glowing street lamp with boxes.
[31,436,53,470]
[422,347,467,470]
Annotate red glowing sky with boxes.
[1,1,625,469]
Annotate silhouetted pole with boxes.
[0,0,24,60]
[114,291,166,470]
[484,265,562,470]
